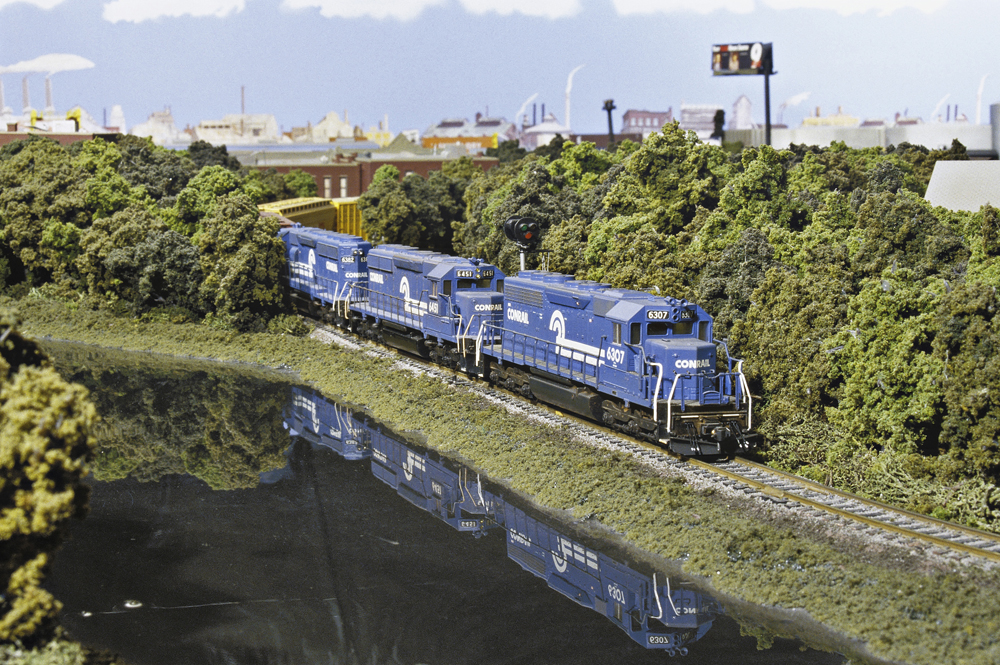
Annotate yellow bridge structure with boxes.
[258,197,366,239]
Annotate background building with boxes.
[421,114,518,154]
[622,109,673,138]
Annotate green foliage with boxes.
[241,168,291,204]
[730,265,850,427]
[76,206,167,299]
[532,134,567,161]
[849,189,968,283]
[825,271,946,455]
[889,139,969,193]
[0,137,89,285]
[930,281,1000,479]
[370,164,400,187]
[546,141,616,193]
[695,227,787,337]
[106,229,204,314]
[198,193,285,329]
[601,122,731,236]
[267,313,312,336]
[485,139,527,163]
[114,134,196,202]
[358,163,476,255]
[173,165,256,237]
[185,140,242,172]
[283,169,318,198]
[0,316,96,644]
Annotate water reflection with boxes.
[287,385,717,655]
[42,346,844,664]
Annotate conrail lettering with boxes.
[675,358,712,369]
[344,272,367,279]
[507,307,530,324]
[475,303,503,312]
[509,530,532,547]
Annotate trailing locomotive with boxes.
[279,225,755,457]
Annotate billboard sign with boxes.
[712,42,772,76]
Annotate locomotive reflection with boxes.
[285,386,718,656]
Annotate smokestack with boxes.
[22,76,30,113]
[44,76,54,114]
[564,65,584,132]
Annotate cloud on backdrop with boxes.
[0,53,95,75]
[0,0,955,21]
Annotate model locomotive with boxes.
[279,225,755,457]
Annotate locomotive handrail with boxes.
[665,372,691,433]
[483,322,600,386]
[737,359,753,429]
[650,362,664,422]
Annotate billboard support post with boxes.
[764,70,771,146]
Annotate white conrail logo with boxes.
[475,303,502,312]
[675,358,711,369]
[403,450,426,481]
[549,310,602,367]
[399,276,428,316]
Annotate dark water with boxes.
[42,344,848,664]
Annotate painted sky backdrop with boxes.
[0,0,996,137]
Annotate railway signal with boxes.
[504,217,541,271]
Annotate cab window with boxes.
[673,322,693,335]
[476,277,492,288]
[443,281,453,296]
[613,323,622,344]
[430,282,438,298]
[630,323,641,345]
[457,279,473,289]
[648,322,670,336]
[496,279,504,293]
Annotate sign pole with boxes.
[764,70,771,146]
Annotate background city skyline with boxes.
[1,0,996,138]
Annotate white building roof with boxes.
[925,161,1000,212]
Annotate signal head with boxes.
[503,216,541,249]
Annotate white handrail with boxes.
[665,373,684,433]
[737,360,753,430]
[650,362,664,422]
[475,325,484,368]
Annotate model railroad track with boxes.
[685,457,1000,565]
[309,322,1000,566]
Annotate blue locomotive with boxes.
[279,226,371,325]
[279,225,754,456]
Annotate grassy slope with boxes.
[10,295,1000,665]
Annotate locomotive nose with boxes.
[648,340,716,377]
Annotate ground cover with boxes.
[8,294,1000,664]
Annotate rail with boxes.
[691,457,1000,564]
